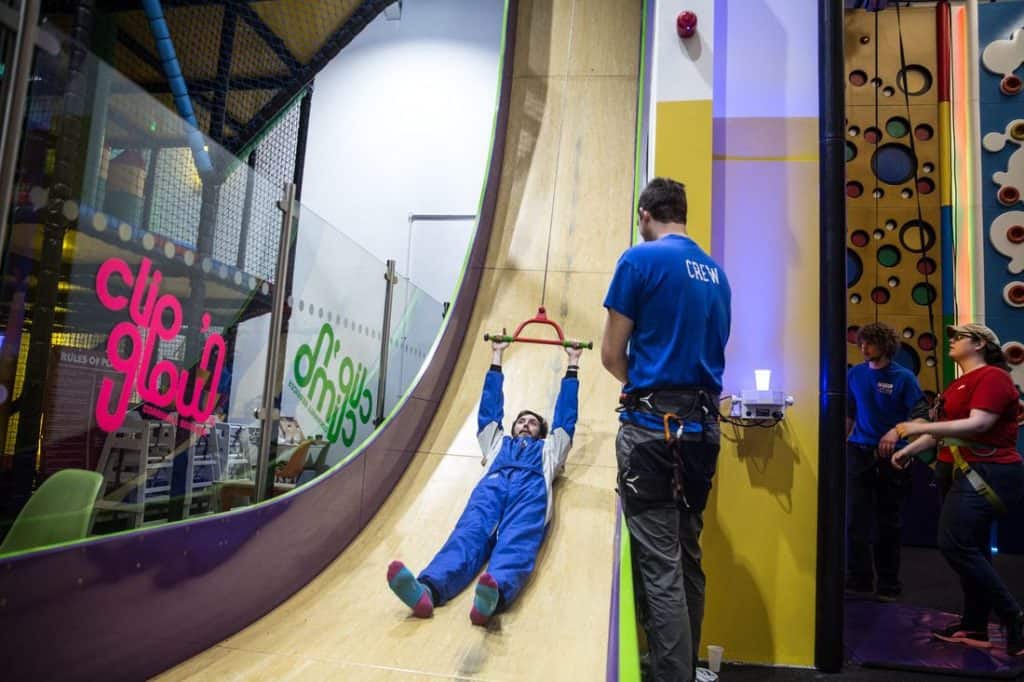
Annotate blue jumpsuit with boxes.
[418,368,578,607]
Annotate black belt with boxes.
[618,387,720,422]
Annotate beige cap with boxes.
[947,323,1001,347]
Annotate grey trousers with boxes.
[616,421,717,682]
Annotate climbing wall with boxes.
[977,1,1024,554]
[978,2,1024,399]
[845,7,945,395]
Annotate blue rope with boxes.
[140,0,214,175]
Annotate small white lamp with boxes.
[754,369,771,392]
[732,368,794,423]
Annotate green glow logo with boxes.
[289,323,373,446]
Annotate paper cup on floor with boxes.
[707,644,724,673]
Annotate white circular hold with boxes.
[92,212,107,232]
[118,222,132,242]
[233,271,243,286]
[0,384,8,404]
[183,250,195,267]
[218,264,228,279]
[164,241,176,259]
[29,186,48,209]
[201,256,213,274]
[983,131,1009,152]
[989,211,1024,274]
[982,34,1024,83]
[62,200,79,221]
[286,296,293,307]
[141,232,155,251]
[261,282,269,295]
[248,276,256,289]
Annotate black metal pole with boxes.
[816,0,847,673]
[0,0,42,461]
[0,0,42,253]
[169,175,219,522]
[292,86,313,202]
[139,147,160,230]
[13,0,94,506]
[208,2,237,145]
[169,4,237,521]
[270,87,313,384]
[236,148,257,271]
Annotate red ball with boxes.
[676,10,697,39]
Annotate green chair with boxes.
[0,469,104,555]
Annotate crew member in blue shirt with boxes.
[387,340,581,626]
[602,177,731,682]
[846,321,925,599]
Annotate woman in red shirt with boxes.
[893,323,1023,656]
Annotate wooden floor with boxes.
[157,1,640,679]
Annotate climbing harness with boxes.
[946,439,1007,514]
[616,388,720,511]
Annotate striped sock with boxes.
[470,573,500,626]
[387,561,433,618]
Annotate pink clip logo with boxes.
[94,256,226,433]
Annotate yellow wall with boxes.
[704,118,820,665]
[654,100,714,250]
[650,0,820,666]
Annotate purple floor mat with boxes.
[845,597,1024,679]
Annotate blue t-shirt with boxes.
[603,233,731,396]
[847,361,923,446]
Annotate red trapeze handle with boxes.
[512,306,564,341]
[483,307,593,349]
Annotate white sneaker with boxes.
[695,667,719,682]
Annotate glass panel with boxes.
[384,276,445,417]
[0,28,281,551]
[0,24,458,556]
[275,204,387,476]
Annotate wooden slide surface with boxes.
[158,1,640,678]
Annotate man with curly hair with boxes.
[846,321,925,599]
